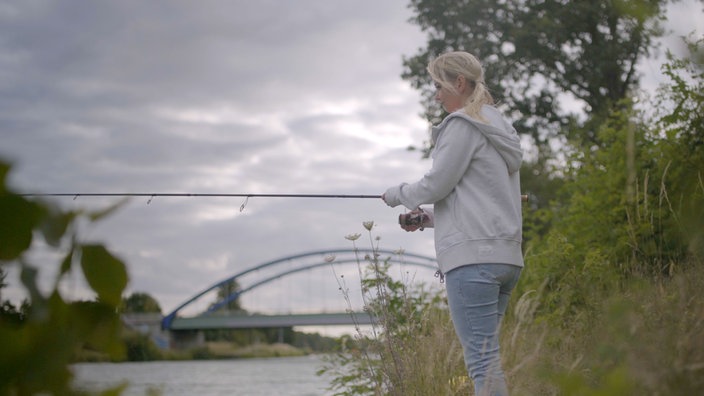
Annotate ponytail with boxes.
[464,80,494,123]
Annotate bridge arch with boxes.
[162,248,437,329]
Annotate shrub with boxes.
[0,161,129,395]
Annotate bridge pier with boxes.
[170,329,205,350]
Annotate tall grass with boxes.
[321,222,467,396]
[321,221,704,395]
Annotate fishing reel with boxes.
[398,210,428,231]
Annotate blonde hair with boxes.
[427,51,494,122]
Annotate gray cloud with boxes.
[1,1,437,323]
[2,0,697,333]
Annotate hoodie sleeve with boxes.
[384,118,481,210]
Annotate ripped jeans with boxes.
[444,263,522,396]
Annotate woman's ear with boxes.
[456,75,467,93]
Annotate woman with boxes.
[382,51,523,396]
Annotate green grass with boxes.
[504,261,704,395]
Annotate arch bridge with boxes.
[160,248,437,333]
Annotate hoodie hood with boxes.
[431,106,523,174]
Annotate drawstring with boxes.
[434,269,445,283]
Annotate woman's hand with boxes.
[398,208,429,232]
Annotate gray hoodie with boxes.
[384,105,524,274]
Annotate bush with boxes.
[123,333,164,362]
[0,161,129,395]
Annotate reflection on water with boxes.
[72,355,335,396]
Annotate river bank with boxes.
[76,339,318,363]
[194,341,310,359]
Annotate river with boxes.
[71,355,336,396]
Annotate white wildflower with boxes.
[345,233,361,241]
[362,221,374,231]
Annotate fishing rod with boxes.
[18,192,385,209]
[20,191,528,212]
[20,192,382,199]
[20,192,529,201]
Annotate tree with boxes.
[518,37,704,316]
[121,292,162,314]
[204,279,249,343]
[650,36,704,261]
[208,278,243,313]
[403,0,668,152]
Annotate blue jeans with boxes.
[445,263,522,396]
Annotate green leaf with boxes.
[69,300,125,358]
[0,162,9,193]
[0,194,42,261]
[39,208,76,248]
[80,244,129,307]
[58,248,74,276]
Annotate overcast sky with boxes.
[1,1,701,333]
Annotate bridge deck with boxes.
[170,312,377,330]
